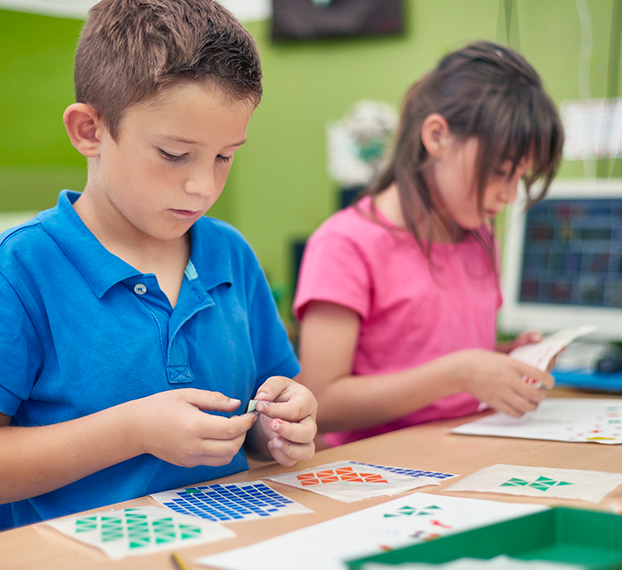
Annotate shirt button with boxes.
[134,283,147,295]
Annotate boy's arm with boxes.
[244,376,316,467]
[0,389,256,504]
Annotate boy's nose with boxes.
[185,170,216,197]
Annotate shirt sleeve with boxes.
[0,273,43,417]
[293,230,372,321]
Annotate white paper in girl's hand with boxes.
[509,325,598,372]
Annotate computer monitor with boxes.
[499,178,622,342]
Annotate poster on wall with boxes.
[271,0,404,41]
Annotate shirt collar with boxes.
[40,190,232,298]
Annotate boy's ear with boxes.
[63,103,105,158]
[420,113,451,159]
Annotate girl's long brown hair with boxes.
[362,41,564,268]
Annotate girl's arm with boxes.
[297,301,554,434]
[0,389,255,504]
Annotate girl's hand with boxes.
[501,330,560,372]
[130,389,257,468]
[499,329,542,354]
[453,349,554,418]
[250,376,317,467]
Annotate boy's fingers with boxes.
[267,414,317,444]
[255,399,311,422]
[185,389,242,412]
[199,412,257,440]
[268,438,315,466]
[254,376,291,402]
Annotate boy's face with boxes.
[87,81,252,243]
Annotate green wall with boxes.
[0,1,620,322]
[0,10,85,210]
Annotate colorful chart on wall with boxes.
[44,506,235,560]
[443,464,622,503]
[150,481,312,522]
[263,461,456,503]
[452,398,622,444]
[196,492,546,570]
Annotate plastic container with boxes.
[347,508,622,569]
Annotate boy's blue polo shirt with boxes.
[0,190,300,526]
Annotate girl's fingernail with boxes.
[271,437,283,449]
[256,392,269,400]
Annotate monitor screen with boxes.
[499,178,622,341]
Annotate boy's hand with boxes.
[251,376,317,467]
[454,349,554,418]
[131,389,257,468]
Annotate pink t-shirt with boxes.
[293,197,503,446]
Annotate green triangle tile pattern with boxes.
[384,505,442,517]
[75,516,98,533]
[73,511,204,550]
[102,531,124,542]
[179,523,202,540]
[500,478,529,487]
[500,476,574,491]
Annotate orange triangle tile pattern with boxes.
[297,467,389,486]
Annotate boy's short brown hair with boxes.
[74,0,263,139]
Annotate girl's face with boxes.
[430,136,532,236]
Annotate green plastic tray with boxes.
[347,508,622,569]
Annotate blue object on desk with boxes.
[553,367,622,392]
[0,503,13,531]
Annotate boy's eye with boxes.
[216,154,232,163]
[159,149,186,162]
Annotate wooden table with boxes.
[3,389,622,570]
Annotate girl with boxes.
[293,41,564,447]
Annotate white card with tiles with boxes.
[44,506,234,560]
[263,461,454,502]
[150,481,312,522]
[443,464,622,503]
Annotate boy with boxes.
[0,0,317,527]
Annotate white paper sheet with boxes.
[452,398,622,444]
[263,461,455,503]
[197,493,546,570]
[44,506,235,560]
[443,464,622,503]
